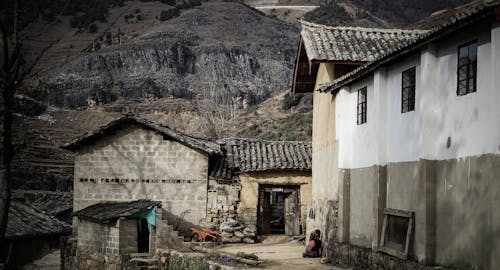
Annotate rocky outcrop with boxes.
[37,2,298,109]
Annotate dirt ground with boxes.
[216,236,346,270]
[22,249,60,270]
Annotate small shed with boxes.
[216,138,312,235]
[73,200,161,254]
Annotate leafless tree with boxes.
[0,1,21,242]
[196,98,234,139]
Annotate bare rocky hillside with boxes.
[9,0,472,191]
[23,1,298,110]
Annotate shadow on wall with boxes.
[160,208,202,238]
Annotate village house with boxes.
[61,113,313,265]
[62,114,222,229]
[292,18,428,255]
[293,1,500,269]
[214,138,312,236]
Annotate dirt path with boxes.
[23,249,60,270]
[216,236,346,270]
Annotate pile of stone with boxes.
[219,218,257,244]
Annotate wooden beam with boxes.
[291,37,305,97]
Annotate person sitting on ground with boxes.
[303,229,322,257]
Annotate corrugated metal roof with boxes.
[73,200,161,223]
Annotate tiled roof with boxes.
[320,0,500,93]
[73,200,161,223]
[209,155,235,183]
[12,190,72,217]
[300,20,428,62]
[219,138,312,172]
[62,113,222,155]
[6,201,71,239]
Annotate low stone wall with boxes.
[61,237,218,270]
[329,242,458,270]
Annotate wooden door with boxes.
[284,191,300,236]
[258,189,272,234]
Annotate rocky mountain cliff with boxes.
[10,0,474,191]
[29,1,298,109]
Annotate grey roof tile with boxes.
[300,20,428,62]
[6,201,71,239]
[220,138,312,172]
[319,0,500,93]
[62,113,222,155]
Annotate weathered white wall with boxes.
[336,22,500,168]
[332,21,500,268]
[73,126,209,224]
[336,77,376,169]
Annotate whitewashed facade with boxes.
[330,20,500,269]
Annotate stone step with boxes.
[129,253,152,258]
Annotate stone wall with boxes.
[61,236,77,270]
[61,236,213,270]
[205,180,241,227]
[77,219,138,255]
[73,126,209,225]
[237,170,311,228]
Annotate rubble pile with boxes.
[219,218,257,244]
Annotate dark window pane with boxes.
[459,46,468,58]
[457,41,477,96]
[357,87,367,124]
[385,215,410,252]
[469,42,477,61]
[401,67,416,113]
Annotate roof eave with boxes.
[322,6,496,94]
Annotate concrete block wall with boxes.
[118,219,138,254]
[73,126,209,224]
[77,220,122,254]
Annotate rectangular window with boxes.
[379,208,415,260]
[457,40,477,96]
[357,87,367,125]
[401,67,416,113]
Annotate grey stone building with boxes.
[63,114,222,227]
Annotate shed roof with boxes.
[62,113,222,155]
[6,201,71,240]
[300,20,428,62]
[319,0,500,93]
[12,190,72,217]
[73,200,161,224]
[219,138,312,173]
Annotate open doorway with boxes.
[137,218,150,253]
[257,185,300,235]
